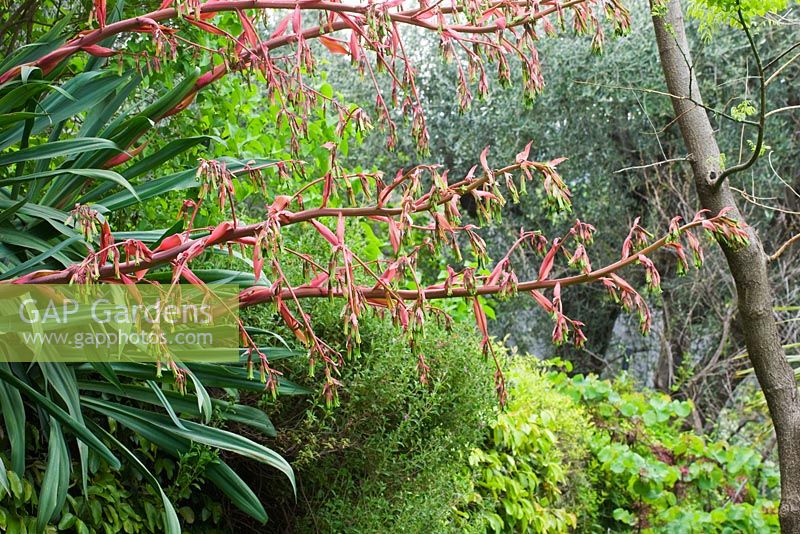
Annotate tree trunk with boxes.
[654,288,686,393]
[650,1,800,530]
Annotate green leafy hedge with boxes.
[461,360,780,533]
[460,363,592,532]
[262,300,496,533]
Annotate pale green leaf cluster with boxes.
[689,0,795,35]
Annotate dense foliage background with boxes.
[0,0,797,532]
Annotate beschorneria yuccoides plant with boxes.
[2,0,750,404]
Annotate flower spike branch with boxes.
[2,0,749,404]
[7,144,749,404]
[0,0,631,163]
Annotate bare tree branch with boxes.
[710,7,767,188]
[770,233,800,263]
[614,156,690,174]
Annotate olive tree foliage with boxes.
[327,3,671,366]
[327,0,800,424]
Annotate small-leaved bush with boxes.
[261,300,496,533]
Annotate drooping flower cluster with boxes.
[0,0,633,164]
[7,0,755,405]
[66,204,101,241]
[14,138,750,405]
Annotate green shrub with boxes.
[1,459,172,534]
[562,369,779,533]
[269,302,496,533]
[460,360,780,533]
[0,436,235,534]
[0,437,242,533]
[459,363,594,533]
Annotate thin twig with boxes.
[765,105,800,118]
[766,50,800,85]
[767,152,800,200]
[764,40,800,71]
[613,157,689,174]
[731,186,800,215]
[710,6,767,188]
[769,234,800,263]
[574,79,759,127]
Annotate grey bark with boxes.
[654,289,686,393]
[650,1,800,531]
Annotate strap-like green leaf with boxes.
[97,168,198,211]
[40,363,89,495]
[0,137,120,166]
[0,235,82,280]
[112,228,194,243]
[138,68,202,122]
[122,136,217,180]
[187,363,312,394]
[0,198,83,241]
[0,365,120,468]
[0,15,72,74]
[236,347,297,362]
[77,361,311,395]
[0,197,68,221]
[244,327,292,351]
[0,84,50,115]
[78,380,276,437]
[82,398,293,487]
[205,462,269,524]
[0,457,9,494]
[0,229,75,264]
[146,380,188,430]
[0,198,27,225]
[0,71,126,150]
[36,421,69,531]
[0,168,139,205]
[145,268,270,287]
[88,362,122,391]
[81,398,269,523]
[183,366,213,424]
[79,74,141,138]
[0,112,46,129]
[0,361,25,475]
